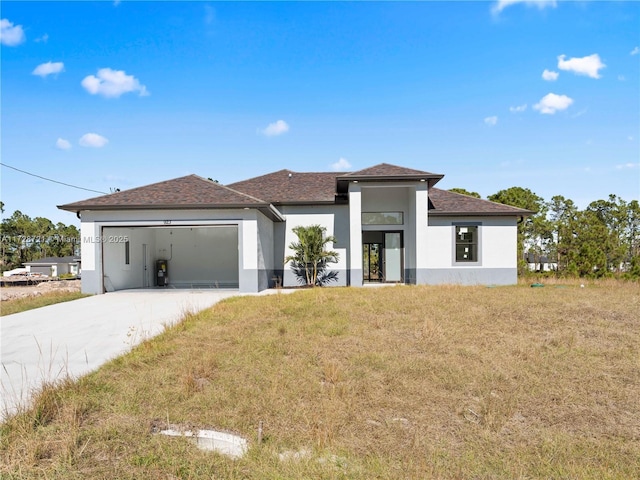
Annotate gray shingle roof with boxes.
[57,166,533,217]
[58,175,268,210]
[335,163,444,193]
[227,170,340,204]
[428,188,533,216]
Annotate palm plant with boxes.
[285,225,339,286]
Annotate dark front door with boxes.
[363,242,382,281]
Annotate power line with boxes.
[0,162,109,195]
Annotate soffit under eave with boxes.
[335,175,444,194]
[428,211,534,217]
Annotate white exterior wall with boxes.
[279,204,349,287]
[425,216,517,268]
[80,221,101,292]
[421,215,518,284]
[481,219,518,268]
[415,183,429,278]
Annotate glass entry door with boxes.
[362,231,403,283]
[384,232,402,282]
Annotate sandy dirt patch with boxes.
[0,280,81,302]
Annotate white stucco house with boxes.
[58,163,532,294]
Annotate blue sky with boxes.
[1,0,638,225]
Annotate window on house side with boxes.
[455,226,478,262]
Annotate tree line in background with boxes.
[0,202,80,271]
[451,187,640,279]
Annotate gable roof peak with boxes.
[343,163,440,177]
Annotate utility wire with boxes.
[0,162,109,195]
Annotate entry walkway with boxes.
[1,289,277,420]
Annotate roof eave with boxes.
[429,210,535,217]
[58,203,270,212]
[262,204,285,222]
[272,200,338,206]
[58,203,286,222]
[337,174,444,182]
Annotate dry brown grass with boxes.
[1,282,639,479]
[0,291,88,316]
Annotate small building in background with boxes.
[524,252,557,272]
[23,256,81,277]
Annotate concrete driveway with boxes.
[1,289,266,420]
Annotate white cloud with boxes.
[32,61,65,78]
[56,138,71,150]
[81,68,149,98]
[542,69,559,81]
[557,54,605,79]
[79,133,109,148]
[616,163,639,170]
[331,158,352,171]
[618,75,626,82]
[491,0,556,15]
[509,104,527,113]
[260,120,289,137]
[34,33,49,43]
[484,116,498,126]
[631,47,639,56]
[0,18,26,46]
[628,136,634,141]
[533,93,573,115]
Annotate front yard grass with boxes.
[0,291,89,316]
[1,282,638,479]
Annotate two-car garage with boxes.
[59,175,282,294]
[101,225,239,291]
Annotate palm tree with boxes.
[285,225,339,286]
